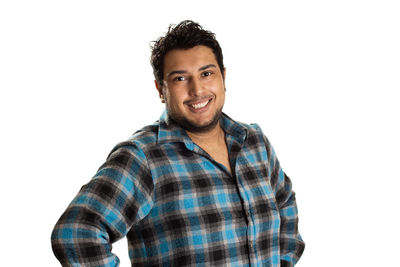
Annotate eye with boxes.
[174,76,186,81]
[202,71,212,77]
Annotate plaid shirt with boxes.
[51,111,305,266]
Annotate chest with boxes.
[146,143,278,213]
[201,142,232,174]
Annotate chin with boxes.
[170,110,223,133]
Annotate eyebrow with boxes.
[167,64,217,78]
[199,64,217,71]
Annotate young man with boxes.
[51,20,305,266]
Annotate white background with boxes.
[1,1,399,266]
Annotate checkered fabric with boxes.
[51,111,305,266]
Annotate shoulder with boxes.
[235,119,266,140]
[107,122,160,158]
[236,120,275,152]
[129,123,159,146]
[241,121,263,134]
[222,113,263,137]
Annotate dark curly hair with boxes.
[150,20,225,89]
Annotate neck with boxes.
[186,123,225,146]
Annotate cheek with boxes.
[215,83,226,96]
[166,90,185,106]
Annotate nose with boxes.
[188,77,204,96]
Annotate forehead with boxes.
[163,45,218,75]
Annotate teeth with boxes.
[191,100,209,109]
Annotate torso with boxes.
[186,125,232,174]
[202,142,232,174]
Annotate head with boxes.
[150,21,226,133]
[150,20,225,90]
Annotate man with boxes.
[51,20,305,266]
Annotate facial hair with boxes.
[168,105,223,133]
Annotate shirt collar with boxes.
[157,110,248,149]
[157,110,193,148]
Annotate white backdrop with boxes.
[1,1,399,266]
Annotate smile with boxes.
[190,100,210,109]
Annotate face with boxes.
[156,45,226,133]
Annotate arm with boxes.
[264,135,305,266]
[51,142,154,266]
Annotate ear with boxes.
[223,68,227,91]
[154,80,162,98]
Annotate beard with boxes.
[168,106,223,133]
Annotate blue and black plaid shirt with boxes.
[51,111,305,266]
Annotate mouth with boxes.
[190,99,210,109]
[185,97,213,111]
[185,96,214,112]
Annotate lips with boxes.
[190,99,210,109]
[185,96,213,111]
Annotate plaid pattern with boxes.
[51,111,305,266]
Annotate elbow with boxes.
[51,222,75,264]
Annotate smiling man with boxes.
[158,46,225,133]
[51,20,305,266]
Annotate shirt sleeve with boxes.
[263,134,305,266]
[51,141,154,266]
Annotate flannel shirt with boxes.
[51,111,305,266]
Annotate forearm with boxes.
[278,187,305,265]
[51,143,153,266]
[262,133,305,264]
[51,205,121,266]
[51,175,131,266]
